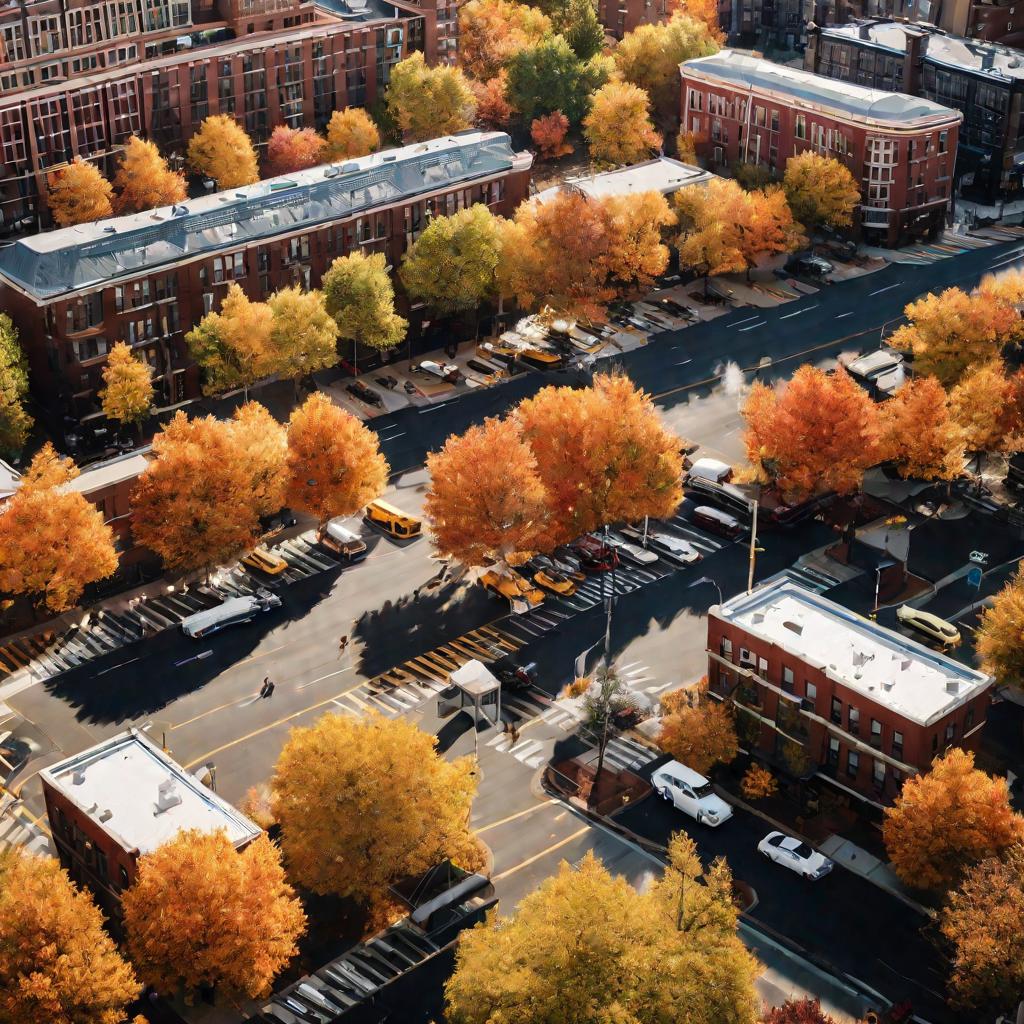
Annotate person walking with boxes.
[339,634,349,653]
[259,676,275,698]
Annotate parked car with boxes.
[181,591,281,638]
[241,546,288,576]
[571,535,619,571]
[896,605,961,647]
[785,253,834,278]
[413,359,461,383]
[757,831,834,880]
[844,349,906,400]
[684,475,752,519]
[650,760,733,826]
[317,519,368,562]
[685,457,733,485]
[491,657,539,691]
[533,567,577,596]
[620,525,701,565]
[648,296,698,321]
[603,530,659,566]
[479,569,545,607]
[346,381,384,408]
[690,505,746,541]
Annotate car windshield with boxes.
[693,782,714,799]
[794,842,813,859]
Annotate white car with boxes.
[621,525,701,565]
[413,359,460,382]
[650,760,733,827]
[757,831,834,880]
[603,530,659,566]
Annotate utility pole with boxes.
[747,488,759,594]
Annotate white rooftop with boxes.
[534,157,715,203]
[65,449,151,496]
[41,729,261,856]
[717,580,990,726]
[450,658,499,697]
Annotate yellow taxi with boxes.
[241,546,289,576]
[533,568,577,596]
[479,569,545,608]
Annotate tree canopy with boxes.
[265,125,325,177]
[530,110,573,158]
[386,52,476,140]
[186,115,260,189]
[267,286,340,382]
[553,0,606,60]
[286,393,389,528]
[658,688,738,775]
[978,565,1024,692]
[112,136,187,213]
[122,831,304,1000]
[505,34,607,124]
[948,359,1011,454]
[272,713,484,906]
[0,849,138,1024]
[325,108,381,160]
[458,0,551,80]
[47,158,113,226]
[879,376,964,481]
[782,151,861,231]
[322,251,408,355]
[99,342,154,429]
[0,444,117,611]
[0,313,32,456]
[583,81,662,169]
[882,748,1024,890]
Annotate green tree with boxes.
[570,665,638,788]
[400,204,503,317]
[322,252,407,368]
[0,313,32,456]
[386,52,476,141]
[553,0,605,59]
[267,286,339,390]
[506,34,606,124]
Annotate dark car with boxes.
[785,253,834,279]
[346,381,384,407]
[491,658,539,692]
[571,535,620,571]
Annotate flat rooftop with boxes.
[534,157,715,202]
[819,20,1024,82]
[716,579,990,726]
[0,131,531,301]
[682,49,961,127]
[41,729,261,856]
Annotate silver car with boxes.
[604,530,659,565]
[621,525,701,565]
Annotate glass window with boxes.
[847,750,860,777]
[782,667,794,692]
[870,719,882,744]
[805,681,817,701]
[827,737,840,765]
[848,706,860,734]
[830,697,842,723]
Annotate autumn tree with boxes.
[658,686,738,775]
[99,341,154,434]
[0,444,117,612]
[941,844,1024,1010]
[506,34,607,124]
[978,565,1024,692]
[325,107,381,160]
[400,204,504,317]
[425,416,549,565]
[668,0,724,38]
[948,359,1010,456]
[286,393,388,528]
[265,125,325,177]
[742,365,882,501]
[47,158,113,226]
[583,81,662,169]
[112,136,187,213]
[741,763,777,801]
[387,52,476,141]
[782,151,861,231]
[322,251,407,367]
[518,371,683,545]
[0,313,32,456]
[0,850,138,1024]
[187,114,259,190]
[122,831,304,1000]
[882,748,1024,890]
[530,111,573,158]
[267,286,339,386]
[131,408,286,574]
[445,842,759,1024]
[272,713,484,906]
[614,12,720,123]
[879,376,964,480]
[602,191,675,296]
[553,0,606,60]
[763,998,838,1024]
[471,73,516,129]
[458,0,551,80]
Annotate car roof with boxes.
[693,505,740,525]
[657,760,710,787]
[912,609,957,631]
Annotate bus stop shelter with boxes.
[448,659,501,736]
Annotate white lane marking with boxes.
[779,303,819,320]
[379,431,406,441]
[417,404,449,414]
[729,314,763,327]
[868,282,901,296]
[675,358,693,365]
[834,311,854,319]
[737,320,768,332]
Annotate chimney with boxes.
[981,50,995,71]
[946,679,960,694]
[99,809,113,823]
[858,21,871,38]
[72,769,86,785]
[903,29,927,95]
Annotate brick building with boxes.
[680,49,961,246]
[596,0,669,39]
[0,130,532,427]
[807,21,1024,199]
[0,0,445,233]
[707,580,992,808]
[41,728,262,928]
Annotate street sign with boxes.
[969,550,989,565]
[967,565,983,590]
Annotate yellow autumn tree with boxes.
[387,52,477,141]
[658,686,738,774]
[122,831,305,1000]
[459,0,551,80]
[0,443,117,611]
[425,415,550,565]
[0,849,139,1024]
[878,376,964,481]
[187,114,260,189]
[267,286,340,386]
[583,81,662,169]
[948,359,1011,456]
[285,393,388,528]
[602,191,676,297]
[112,136,187,213]
[324,108,381,161]
[782,151,861,231]
[882,748,1024,890]
[272,713,484,907]
[978,565,1024,692]
[47,158,114,226]
[0,312,33,457]
[99,341,154,433]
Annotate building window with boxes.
[795,114,806,140]
[739,647,754,667]
[770,109,779,133]
[945,722,957,744]
[870,719,882,747]
[827,737,840,766]
[939,130,948,154]
[965,708,975,730]
[757,657,768,677]
[830,697,842,723]
[847,750,860,777]
[892,730,903,759]
[720,637,732,657]
[782,667,794,693]
[873,759,886,790]
[848,706,860,735]
[688,88,703,112]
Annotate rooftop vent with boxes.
[98,808,113,823]
[946,679,960,694]
[171,204,189,216]
[783,620,803,635]
[324,166,340,178]
[103,225,117,233]
[382,153,397,162]
[883,680,895,690]
[339,161,360,173]
[752,612,765,624]
[153,779,182,816]
[72,768,86,785]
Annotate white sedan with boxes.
[604,530,659,566]
[757,831,834,880]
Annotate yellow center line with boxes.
[474,800,554,835]
[491,825,590,882]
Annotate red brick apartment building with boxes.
[707,579,992,808]
[596,0,669,39]
[41,728,261,927]
[0,130,532,425]
[0,0,449,233]
[680,49,962,247]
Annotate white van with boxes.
[686,457,733,484]
[180,593,280,638]
[318,519,368,562]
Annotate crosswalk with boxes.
[762,564,842,595]
[582,734,661,774]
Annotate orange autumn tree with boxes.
[47,157,114,226]
[324,108,381,160]
[122,831,305,1000]
[425,415,550,566]
[187,114,259,189]
[112,136,187,213]
[977,566,1024,692]
[879,376,964,481]
[882,748,1024,890]
[517,372,683,547]
[100,341,154,434]
[230,401,289,520]
[602,191,676,297]
[740,186,804,274]
[948,359,1011,459]
[658,682,738,775]
[675,179,751,295]
[583,81,662,169]
[265,125,325,177]
[742,365,882,501]
[285,393,389,529]
[471,72,517,129]
[458,0,551,80]
[0,849,139,1024]
[0,443,117,612]
[530,111,573,159]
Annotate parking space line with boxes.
[491,826,590,882]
